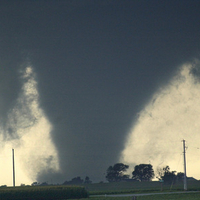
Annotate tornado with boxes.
[0,1,200,185]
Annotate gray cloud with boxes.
[121,63,200,179]
[0,1,200,184]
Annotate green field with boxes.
[0,185,88,200]
[88,192,200,200]
[0,181,200,200]
[85,180,200,195]
[85,180,200,200]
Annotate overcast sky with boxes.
[0,0,200,184]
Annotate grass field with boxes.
[0,185,88,200]
[0,180,200,199]
[84,180,200,200]
[88,192,200,200]
[85,180,200,195]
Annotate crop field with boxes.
[0,181,200,200]
[0,185,88,200]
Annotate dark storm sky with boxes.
[1,0,200,183]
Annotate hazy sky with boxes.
[0,0,200,185]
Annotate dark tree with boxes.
[31,182,39,186]
[63,176,84,185]
[162,166,176,184]
[176,172,184,182]
[157,166,176,184]
[156,167,165,181]
[40,182,48,186]
[106,163,129,182]
[71,176,84,184]
[84,176,92,184]
[132,164,154,181]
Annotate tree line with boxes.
[106,163,185,184]
[16,163,186,187]
[30,176,92,187]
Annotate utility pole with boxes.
[12,149,15,187]
[183,140,187,191]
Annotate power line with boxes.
[12,149,15,187]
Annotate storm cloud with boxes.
[121,62,200,179]
[0,0,200,184]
